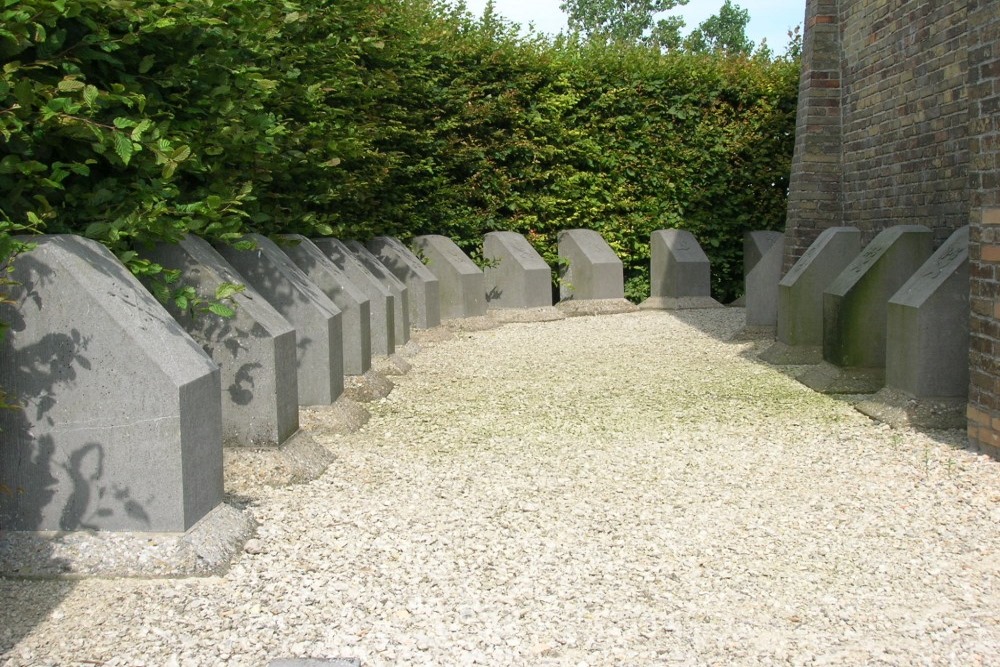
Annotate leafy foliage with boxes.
[1,0,799,307]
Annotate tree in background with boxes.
[560,0,759,55]
[684,0,753,55]
[559,0,690,46]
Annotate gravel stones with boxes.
[2,308,999,666]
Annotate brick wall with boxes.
[965,1,1000,459]
[839,1,969,246]
[786,0,1000,457]
[782,0,843,273]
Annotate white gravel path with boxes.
[2,308,999,666]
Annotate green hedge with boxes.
[0,0,798,304]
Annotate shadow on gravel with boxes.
[0,576,77,658]
[713,309,978,457]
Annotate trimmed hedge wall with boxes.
[1,0,798,303]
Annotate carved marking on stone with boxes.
[921,244,963,280]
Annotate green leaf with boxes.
[112,133,133,165]
[138,55,155,74]
[82,84,99,107]
[215,282,245,300]
[206,303,235,318]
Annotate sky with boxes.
[456,0,806,53]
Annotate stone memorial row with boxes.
[0,224,976,574]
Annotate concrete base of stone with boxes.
[299,397,372,438]
[639,296,723,310]
[556,298,639,317]
[223,430,337,496]
[758,342,824,365]
[343,370,394,402]
[729,325,776,342]
[798,361,885,394]
[855,387,967,430]
[0,503,254,578]
[374,353,413,376]
[487,306,566,324]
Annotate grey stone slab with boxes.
[776,227,862,349]
[745,233,785,327]
[744,230,783,276]
[143,235,299,448]
[345,240,411,345]
[311,237,395,356]
[216,235,343,407]
[482,231,553,310]
[760,227,861,365]
[884,225,970,400]
[411,234,487,320]
[0,235,223,532]
[366,236,441,329]
[557,229,625,301]
[822,225,934,370]
[641,229,722,309]
[281,235,372,376]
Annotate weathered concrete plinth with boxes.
[483,231,553,310]
[856,226,970,428]
[557,229,635,314]
[640,229,722,310]
[744,231,784,328]
[281,235,372,377]
[346,240,411,347]
[216,235,344,406]
[366,236,441,330]
[412,234,487,320]
[759,227,862,365]
[0,235,223,533]
[312,237,395,357]
[799,225,934,394]
[144,235,299,449]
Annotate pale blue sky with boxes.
[458,0,806,52]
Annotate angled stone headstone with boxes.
[311,237,395,356]
[0,235,223,532]
[143,235,299,448]
[281,235,372,376]
[744,233,785,328]
[640,229,722,310]
[482,231,553,309]
[799,225,934,393]
[345,240,410,346]
[760,227,862,365]
[216,235,343,406]
[744,231,784,276]
[557,229,624,301]
[857,227,970,428]
[411,234,487,320]
[366,236,440,330]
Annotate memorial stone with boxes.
[0,235,223,532]
[640,229,722,309]
[144,235,299,448]
[799,225,934,393]
[346,240,411,345]
[482,231,553,309]
[857,226,970,427]
[412,234,487,319]
[744,232,785,327]
[281,235,372,376]
[366,236,441,329]
[557,229,625,301]
[216,235,344,406]
[311,237,395,356]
